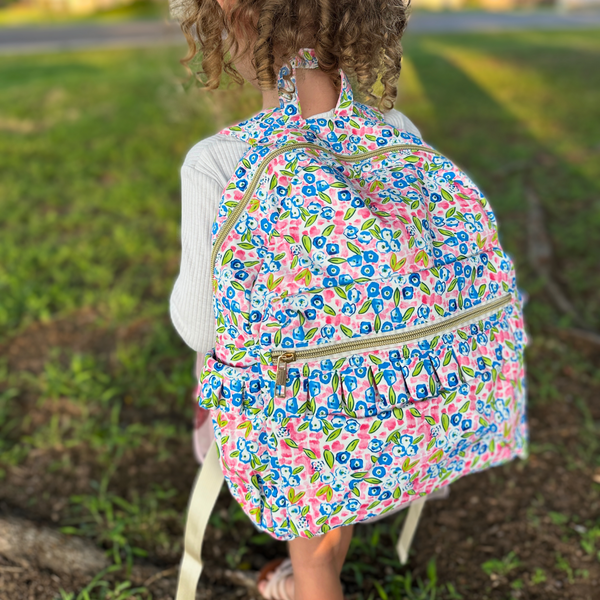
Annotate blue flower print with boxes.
[331,416,345,428]
[367,283,379,298]
[336,451,350,464]
[417,305,430,319]
[368,439,383,453]
[344,226,358,239]
[346,499,360,512]
[349,458,363,470]
[327,394,341,410]
[311,295,324,308]
[378,453,393,466]
[321,325,335,339]
[372,299,384,314]
[280,465,301,487]
[357,230,372,243]
[343,376,357,392]
[347,288,361,303]
[427,464,440,478]
[308,379,321,397]
[346,255,362,270]
[341,302,356,316]
[236,437,258,464]
[361,264,375,277]
[392,434,418,457]
[307,202,321,214]
[372,466,386,478]
[309,417,323,432]
[332,480,345,493]
[344,420,360,434]
[494,399,510,423]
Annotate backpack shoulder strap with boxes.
[396,498,426,565]
[176,442,224,600]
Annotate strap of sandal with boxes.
[260,558,294,600]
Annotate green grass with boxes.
[0,0,165,26]
[0,29,599,599]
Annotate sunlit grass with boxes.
[0,0,166,26]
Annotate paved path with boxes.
[1,11,600,54]
[410,9,600,32]
[0,20,183,54]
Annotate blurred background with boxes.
[0,1,599,599]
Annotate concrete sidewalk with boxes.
[1,11,600,55]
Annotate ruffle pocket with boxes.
[402,353,440,401]
[432,348,463,391]
[198,350,267,414]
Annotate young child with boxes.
[170,1,527,599]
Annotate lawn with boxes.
[1,29,599,600]
[0,0,165,26]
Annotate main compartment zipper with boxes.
[270,293,511,398]
[211,142,442,271]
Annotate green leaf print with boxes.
[302,235,312,253]
[222,249,233,265]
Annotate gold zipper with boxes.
[211,142,441,271]
[271,293,511,398]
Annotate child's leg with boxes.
[287,525,354,600]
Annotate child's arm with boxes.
[170,134,249,357]
[383,109,422,139]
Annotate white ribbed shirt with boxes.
[170,107,422,356]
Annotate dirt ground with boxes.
[1,314,599,600]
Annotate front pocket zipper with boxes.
[270,293,511,398]
[212,142,442,271]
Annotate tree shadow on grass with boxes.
[403,33,600,331]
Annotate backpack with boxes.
[176,47,528,599]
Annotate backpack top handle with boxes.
[276,47,355,120]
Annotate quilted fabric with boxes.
[199,48,528,540]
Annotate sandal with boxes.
[257,557,294,600]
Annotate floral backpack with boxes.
[176,48,528,599]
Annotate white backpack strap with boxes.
[396,498,426,565]
[176,442,224,600]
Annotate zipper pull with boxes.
[274,352,296,399]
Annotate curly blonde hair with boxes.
[171,0,411,112]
